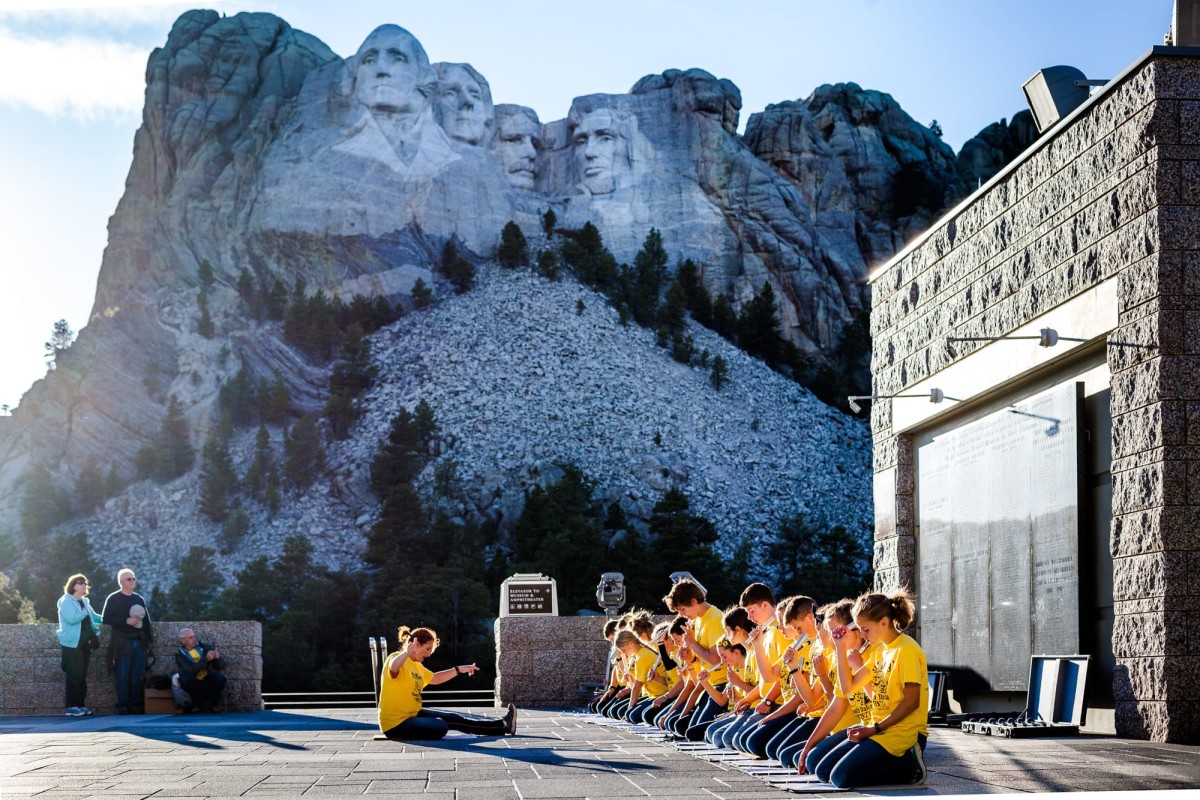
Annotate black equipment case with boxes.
[958,654,1090,738]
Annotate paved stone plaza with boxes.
[0,708,1196,799]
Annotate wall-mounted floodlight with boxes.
[1023,66,1108,133]
[669,571,707,596]
[847,388,954,415]
[945,327,1087,358]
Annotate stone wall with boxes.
[494,616,610,708]
[0,620,262,715]
[868,50,1200,743]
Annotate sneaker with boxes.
[909,742,927,784]
[504,702,518,735]
[80,707,94,716]
[65,707,86,717]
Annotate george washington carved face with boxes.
[352,25,433,117]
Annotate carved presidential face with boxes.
[494,109,540,190]
[435,64,490,145]
[353,26,429,116]
[573,109,624,195]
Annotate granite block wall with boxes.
[494,616,611,708]
[868,51,1200,743]
[0,620,262,715]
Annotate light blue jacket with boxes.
[56,593,102,648]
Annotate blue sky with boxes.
[0,0,1176,410]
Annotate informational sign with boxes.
[917,382,1081,691]
[500,573,559,617]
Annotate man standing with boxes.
[101,568,152,714]
[175,628,226,712]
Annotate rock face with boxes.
[954,110,1041,193]
[0,11,1041,588]
[68,265,873,582]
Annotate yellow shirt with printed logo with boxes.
[690,605,728,685]
[867,634,929,756]
[378,653,433,732]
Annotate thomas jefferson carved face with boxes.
[353,26,431,116]
[494,107,540,190]
[434,63,491,145]
[572,109,625,195]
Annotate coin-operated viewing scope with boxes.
[596,572,626,617]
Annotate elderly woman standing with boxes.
[57,574,102,717]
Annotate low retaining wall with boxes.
[494,616,610,708]
[0,620,262,715]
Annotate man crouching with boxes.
[175,628,226,712]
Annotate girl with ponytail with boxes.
[379,625,517,740]
[806,589,928,788]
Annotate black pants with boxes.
[61,643,92,708]
[383,708,507,740]
[181,672,227,709]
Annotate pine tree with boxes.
[74,457,104,513]
[198,260,215,290]
[738,280,786,367]
[0,572,36,624]
[438,241,476,294]
[712,293,738,340]
[710,354,729,390]
[536,249,559,280]
[45,319,75,370]
[164,545,222,619]
[199,436,237,523]
[157,395,194,480]
[541,208,557,238]
[20,464,69,542]
[411,278,433,309]
[497,221,530,268]
[197,291,214,338]
[284,414,324,488]
[244,425,275,498]
[370,404,437,499]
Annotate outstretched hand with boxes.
[458,663,480,676]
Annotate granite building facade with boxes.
[868,48,1200,743]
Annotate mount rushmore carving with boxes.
[97,11,965,360]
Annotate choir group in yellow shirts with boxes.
[588,578,928,790]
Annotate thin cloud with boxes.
[0,1,219,13]
[0,27,147,119]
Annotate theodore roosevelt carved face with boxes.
[493,105,540,190]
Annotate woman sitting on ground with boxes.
[379,625,517,740]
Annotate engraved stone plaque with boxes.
[917,382,1080,691]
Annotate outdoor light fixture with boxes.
[945,327,1087,358]
[1023,66,1109,133]
[669,571,706,596]
[847,388,952,415]
[596,572,626,617]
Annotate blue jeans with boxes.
[113,638,146,711]
[773,717,820,768]
[384,708,508,740]
[812,731,928,788]
[740,714,793,757]
[705,712,739,746]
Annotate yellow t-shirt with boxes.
[868,634,929,756]
[186,647,209,680]
[726,658,758,708]
[830,646,872,733]
[754,619,789,695]
[690,605,728,685]
[638,648,672,698]
[378,653,433,732]
[773,630,804,704]
[803,637,832,718]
